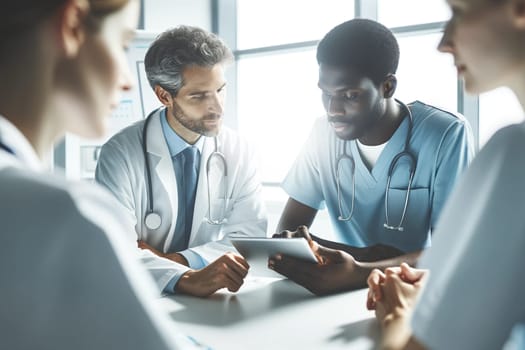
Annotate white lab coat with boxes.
[0,116,198,350]
[95,108,268,291]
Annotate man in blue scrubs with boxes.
[269,19,475,295]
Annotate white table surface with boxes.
[158,277,379,350]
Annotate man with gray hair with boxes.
[96,26,267,297]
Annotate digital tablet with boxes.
[230,238,318,278]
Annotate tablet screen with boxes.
[230,238,318,277]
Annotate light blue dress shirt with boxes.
[160,109,207,293]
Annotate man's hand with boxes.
[366,263,428,325]
[176,252,250,297]
[273,226,406,262]
[137,240,188,266]
[270,225,367,295]
[273,225,312,239]
[268,241,367,296]
[273,225,320,261]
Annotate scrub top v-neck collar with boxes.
[350,112,411,187]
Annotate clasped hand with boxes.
[366,263,428,326]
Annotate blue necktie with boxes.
[168,146,199,253]
[183,146,199,237]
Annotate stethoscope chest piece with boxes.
[145,212,162,230]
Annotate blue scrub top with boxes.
[282,101,475,252]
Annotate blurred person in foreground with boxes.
[0,1,205,348]
[367,0,525,348]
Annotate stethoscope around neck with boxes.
[142,107,228,230]
[335,100,417,232]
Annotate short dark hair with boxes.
[145,25,233,96]
[316,18,400,85]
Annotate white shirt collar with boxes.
[0,114,44,171]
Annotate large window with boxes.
[237,0,355,49]
[377,0,450,28]
[220,0,523,232]
[237,49,323,184]
[233,0,355,232]
[236,0,355,185]
[233,0,462,187]
[395,33,457,112]
[479,88,523,147]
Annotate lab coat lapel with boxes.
[146,109,179,250]
[188,136,223,245]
